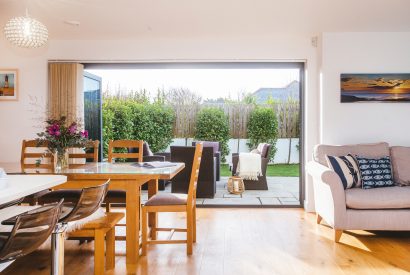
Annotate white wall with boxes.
[0,34,320,210]
[321,32,410,146]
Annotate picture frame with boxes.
[0,69,18,101]
[341,73,410,103]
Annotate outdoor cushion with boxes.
[390,146,410,186]
[257,143,269,158]
[143,142,154,156]
[345,186,410,209]
[195,141,219,155]
[144,193,187,206]
[313,142,390,167]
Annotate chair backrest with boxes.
[187,143,203,204]
[68,140,100,163]
[21,140,54,169]
[60,180,110,223]
[108,140,143,163]
[0,200,62,263]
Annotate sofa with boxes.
[306,142,410,242]
[192,141,221,181]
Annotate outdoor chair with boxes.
[231,143,272,190]
[141,143,203,256]
[171,146,216,198]
[192,141,221,181]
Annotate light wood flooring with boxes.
[3,208,410,275]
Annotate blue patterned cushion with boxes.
[355,156,394,189]
[326,154,361,189]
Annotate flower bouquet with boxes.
[36,116,90,170]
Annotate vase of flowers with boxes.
[37,116,90,171]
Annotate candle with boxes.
[233,180,239,192]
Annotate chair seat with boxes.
[38,189,82,204]
[144,193,187,206]
[346,186,410,209]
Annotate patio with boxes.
[141,176,300,206]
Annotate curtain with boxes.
[48,63,84,122]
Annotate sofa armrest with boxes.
[154,152,171,161]
[306,161,347,229]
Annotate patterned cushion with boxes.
[356,156,394,189]
[325,154,361,189]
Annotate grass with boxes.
[221,164,299,177]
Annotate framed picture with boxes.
[341,73,410,103]
[0,69,18,101]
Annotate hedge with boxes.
[247,107,278,161]
[102,98,174,157]
[194,107,230,162]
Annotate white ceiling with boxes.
[1,0,410,40]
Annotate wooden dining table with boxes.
[0,161,185,268]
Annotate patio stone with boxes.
[259,198,282,205]
[203,197,261,205]
[279,197,299,203]
[223,193,242,198]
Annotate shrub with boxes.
[102,98,175,158]
[194,107,230,162]
[247,107,278,161]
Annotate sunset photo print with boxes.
[341,73,410,102]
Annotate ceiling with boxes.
[1,0,410,40]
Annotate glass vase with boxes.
[54,149,69,171]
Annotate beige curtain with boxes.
[48,63,84,122]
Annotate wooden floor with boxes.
[3,208,410,275]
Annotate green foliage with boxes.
[194,107,230,162]
[247,107,279,161]
[102,97,174,157]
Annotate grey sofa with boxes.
[306,142,410,242]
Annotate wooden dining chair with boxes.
[21,140,54,205]
[21,139,54,170]
[37,140,101,205]
[141,143,203,255]
[104,140,144,212]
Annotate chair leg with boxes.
[106,228,115,270]
[141,207,148,256]
[105,203,111,213]
[334,229,343,243]
[316,214,322,224]
[94,230,105,275]
[193,204,197,243]
[186,208,193,255]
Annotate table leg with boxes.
[125,181,139,266]
[51,223,67,275]
[148,179,158,240]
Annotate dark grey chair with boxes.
[171,146,216,198]
[192,141,221,181]
[231,144,272,190]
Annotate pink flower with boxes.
[68,123,77,134]
[81,130,89,138]
[47,124,60,136]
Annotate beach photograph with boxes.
[341,73,410,102]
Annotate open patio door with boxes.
[83,71,103,161]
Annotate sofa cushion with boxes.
[356,156,394,189]
[313,142,390,167]
[326,154,361,189]
[390,146,410,186]
[257,143,270,158]
[346,186,410,209]
[194,141,219,155]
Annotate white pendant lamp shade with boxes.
[4,12,48,48]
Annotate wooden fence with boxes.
[172,102,300,139]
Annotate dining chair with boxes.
[0,200,62,264]
[37,140,100,205]
[141,142,203,255]
[104,139,144,212]
[21,139,54,205]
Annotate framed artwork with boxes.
[0,69,18,101]
[341,73,410,103]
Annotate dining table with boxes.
[0,161,185,269]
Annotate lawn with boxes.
[220,164,299,177]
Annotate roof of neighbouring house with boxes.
[252,80,299,103]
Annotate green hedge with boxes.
[194,107,230,162]
[102,99,174,157]
[247,107,278,161]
